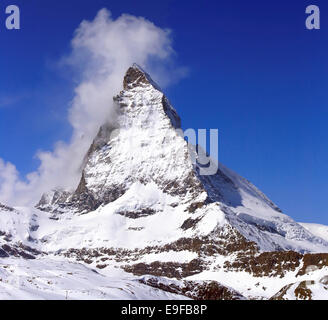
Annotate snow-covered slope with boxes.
[0,257,188,300]
[300,223,328,242]
[1,64,328,300]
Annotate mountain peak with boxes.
[123,63,162,91]
[3,63,328,300]
[34,65,328,255]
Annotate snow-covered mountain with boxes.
[1,64,328,300]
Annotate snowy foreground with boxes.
[0,253,327,300]
[0,257,187,300]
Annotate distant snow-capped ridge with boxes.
[300,223,328,242]
[1,64,328,300]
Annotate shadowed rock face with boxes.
[123,64,158,90]
[0,244,41,260]
[121,64,181,129]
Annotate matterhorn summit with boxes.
[1,64,328,300]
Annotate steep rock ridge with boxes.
[38,64,206,217]
[74,64,204,212]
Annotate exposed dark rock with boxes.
[247,221,282,235]
[181,217,202,230]
[272,281,317,300]
[186,202,205,214]
[139,277,245,300]
[225,251,302,277]
[0,203,14,212]
[1,243,41,260]
[294,281,313,300]
[0,248,9,258]
[123,64,161,91]
[161,95,181,129]
[297,253,328,276]
[270,283,293,300]
[123,259,204,279]
[116,208,156,219]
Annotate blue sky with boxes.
[0,0,328,224]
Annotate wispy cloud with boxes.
[0,8,187,206]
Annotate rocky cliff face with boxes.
[3,64,328,300]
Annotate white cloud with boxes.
[0,8,186,206]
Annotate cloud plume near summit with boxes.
[0,8,186,206]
